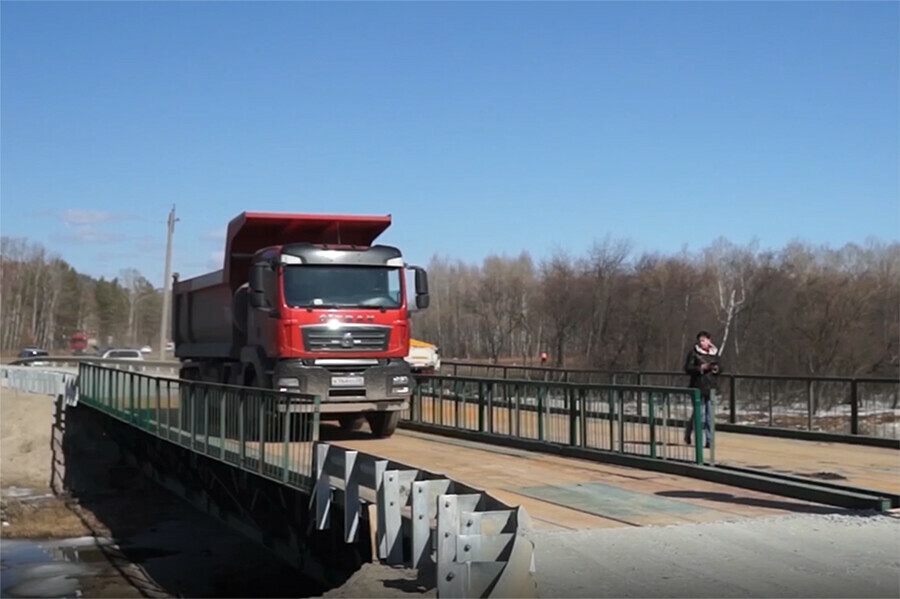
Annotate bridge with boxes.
[3,356,899,598]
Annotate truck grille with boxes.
[301,325,391,352]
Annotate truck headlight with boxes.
[392,375,409,385]
[277,377,300,390]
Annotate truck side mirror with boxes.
[411,266,429,310]
[249,290,268,309]
[414,267,429,296]
[248,263,270,309]
[249,263,266,292]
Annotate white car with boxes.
[101,349,144,360]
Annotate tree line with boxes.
[3,234,897,377]
[411,237,900,377]
[1,236,162,353]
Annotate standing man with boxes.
[684,330,720,448]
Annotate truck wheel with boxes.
[366,411,401,438]
[338,414,366,432]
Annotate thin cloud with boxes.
[136,235,164,253]
[59,209,138,227]
[61,226,125,244]
[202,228,227,243]
[206,250,225,271]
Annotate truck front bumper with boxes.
[271,359,412,414]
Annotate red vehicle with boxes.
[171,212,429,438]
[70,332,88,355]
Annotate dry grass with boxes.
[0,495,102,539]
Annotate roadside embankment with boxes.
[1,388,327,598]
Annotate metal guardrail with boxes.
[406,374,709,465]
[313,443,537,598]
[1,365,79,401]
[443,360,900,440]
[17,355,897,440]
[10,355,180,375]
[77,363,322,492]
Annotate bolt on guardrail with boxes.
[77,363,322,491]
[405,375,707,465]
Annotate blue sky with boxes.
[2,1,898,286]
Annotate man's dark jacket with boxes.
[684,344,721,398]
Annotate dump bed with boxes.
[224,212,392,290]
[172,212,393,360]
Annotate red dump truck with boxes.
[171,212,429,438]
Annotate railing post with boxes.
[129,374,135,424]
[607,389,615,451]
[282,393,291,483]
[569,387,578,446]
[806,380,814,431]
[648,392,656,459]
[693,390,703,465]
[156,379,162,435]
[311,396,321,443]
[729,375,736,424]
[850,380,859,435]
[579,389,588,448]
[258,394,266,474]
[204,386,211,455]
[709,390,716,465]
[453,378,461,429]
[536,385,544,441]
[617,390,625,454]
[487,381,495,434]
[219,389,227,460]
[477,382,485,433]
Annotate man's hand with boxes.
[700,363,711,372]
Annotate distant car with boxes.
[17,348,49,366]
[100,349,144,360]
[140,346,152,354]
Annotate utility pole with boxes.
[158,205,177,361]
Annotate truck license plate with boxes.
[331,375,364,387]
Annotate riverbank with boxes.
[1,388,326,598]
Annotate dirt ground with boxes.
[1,387,56,491]
[316,563,436,599]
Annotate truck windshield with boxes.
[283,266,403,309]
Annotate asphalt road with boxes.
[532,511,900,598]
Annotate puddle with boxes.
[1,538,92,598]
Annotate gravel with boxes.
[532,511,900,598]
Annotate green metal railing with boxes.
[405,375,708,464]
[77,363,322,491]
[444,361,900,440]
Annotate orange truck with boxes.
[171,211,429,438]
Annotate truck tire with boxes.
[366,411,401,438]
[338,414,366,432]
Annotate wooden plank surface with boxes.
[411,397,900,495]
[328,426,840,531]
